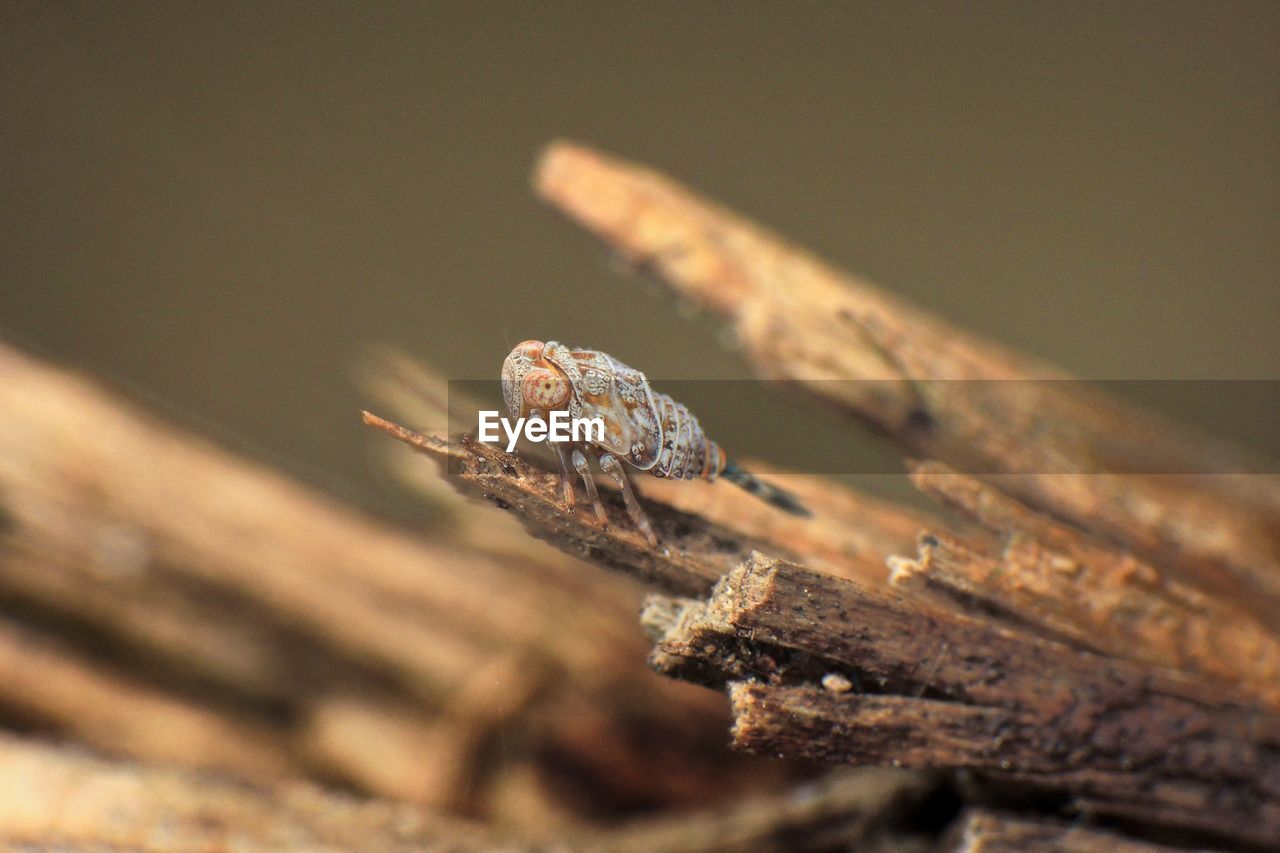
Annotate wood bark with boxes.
[653,554,1279,846]
[535,141,1280,622]
[895,462,1280,710]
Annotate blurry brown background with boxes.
[1,2,1276,518]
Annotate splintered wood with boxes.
[657,556,1278,845]
[897,461,1280,710]
[536,141,1280,623]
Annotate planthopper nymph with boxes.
[501,340,810,545]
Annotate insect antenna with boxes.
[720,461,812,517]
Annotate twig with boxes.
[646,554,1280,846]
[892,462,1280,710]
[363,412,784,596]
[362,409,1280,845]
[637,462,945,586]
[534,141,1280,620]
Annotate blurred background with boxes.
[1,2,1276,522]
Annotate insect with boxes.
[501,340,810,545]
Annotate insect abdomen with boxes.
[651,392,724,481]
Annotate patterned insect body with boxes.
[501,340,808,545]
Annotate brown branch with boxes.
[644,554,1280,847]
[892,461,1280,711]
[361,411,962,596]
[637,463,945,586]
[363,411,792,597]
[534,140,1280,620]
[729,683,1280,847]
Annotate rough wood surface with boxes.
[645,555,1280,847]
[638,463,943,586]
[535,141,1280,620]
[0,617,298,781]
[363,412,806,597]
[893,461,1280,711]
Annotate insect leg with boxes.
[598,452,657,546]
[529,407,575,509]
[571,447,608,526]
[550,442,576,509]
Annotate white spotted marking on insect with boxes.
[501,340,810,545]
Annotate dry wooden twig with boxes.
[637,463,943,586]
[646,554,1280,847]
[534,141,1280,620]
[892,461,1280,710]
[362,412,791,597]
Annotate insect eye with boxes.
[522,369,571,409]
